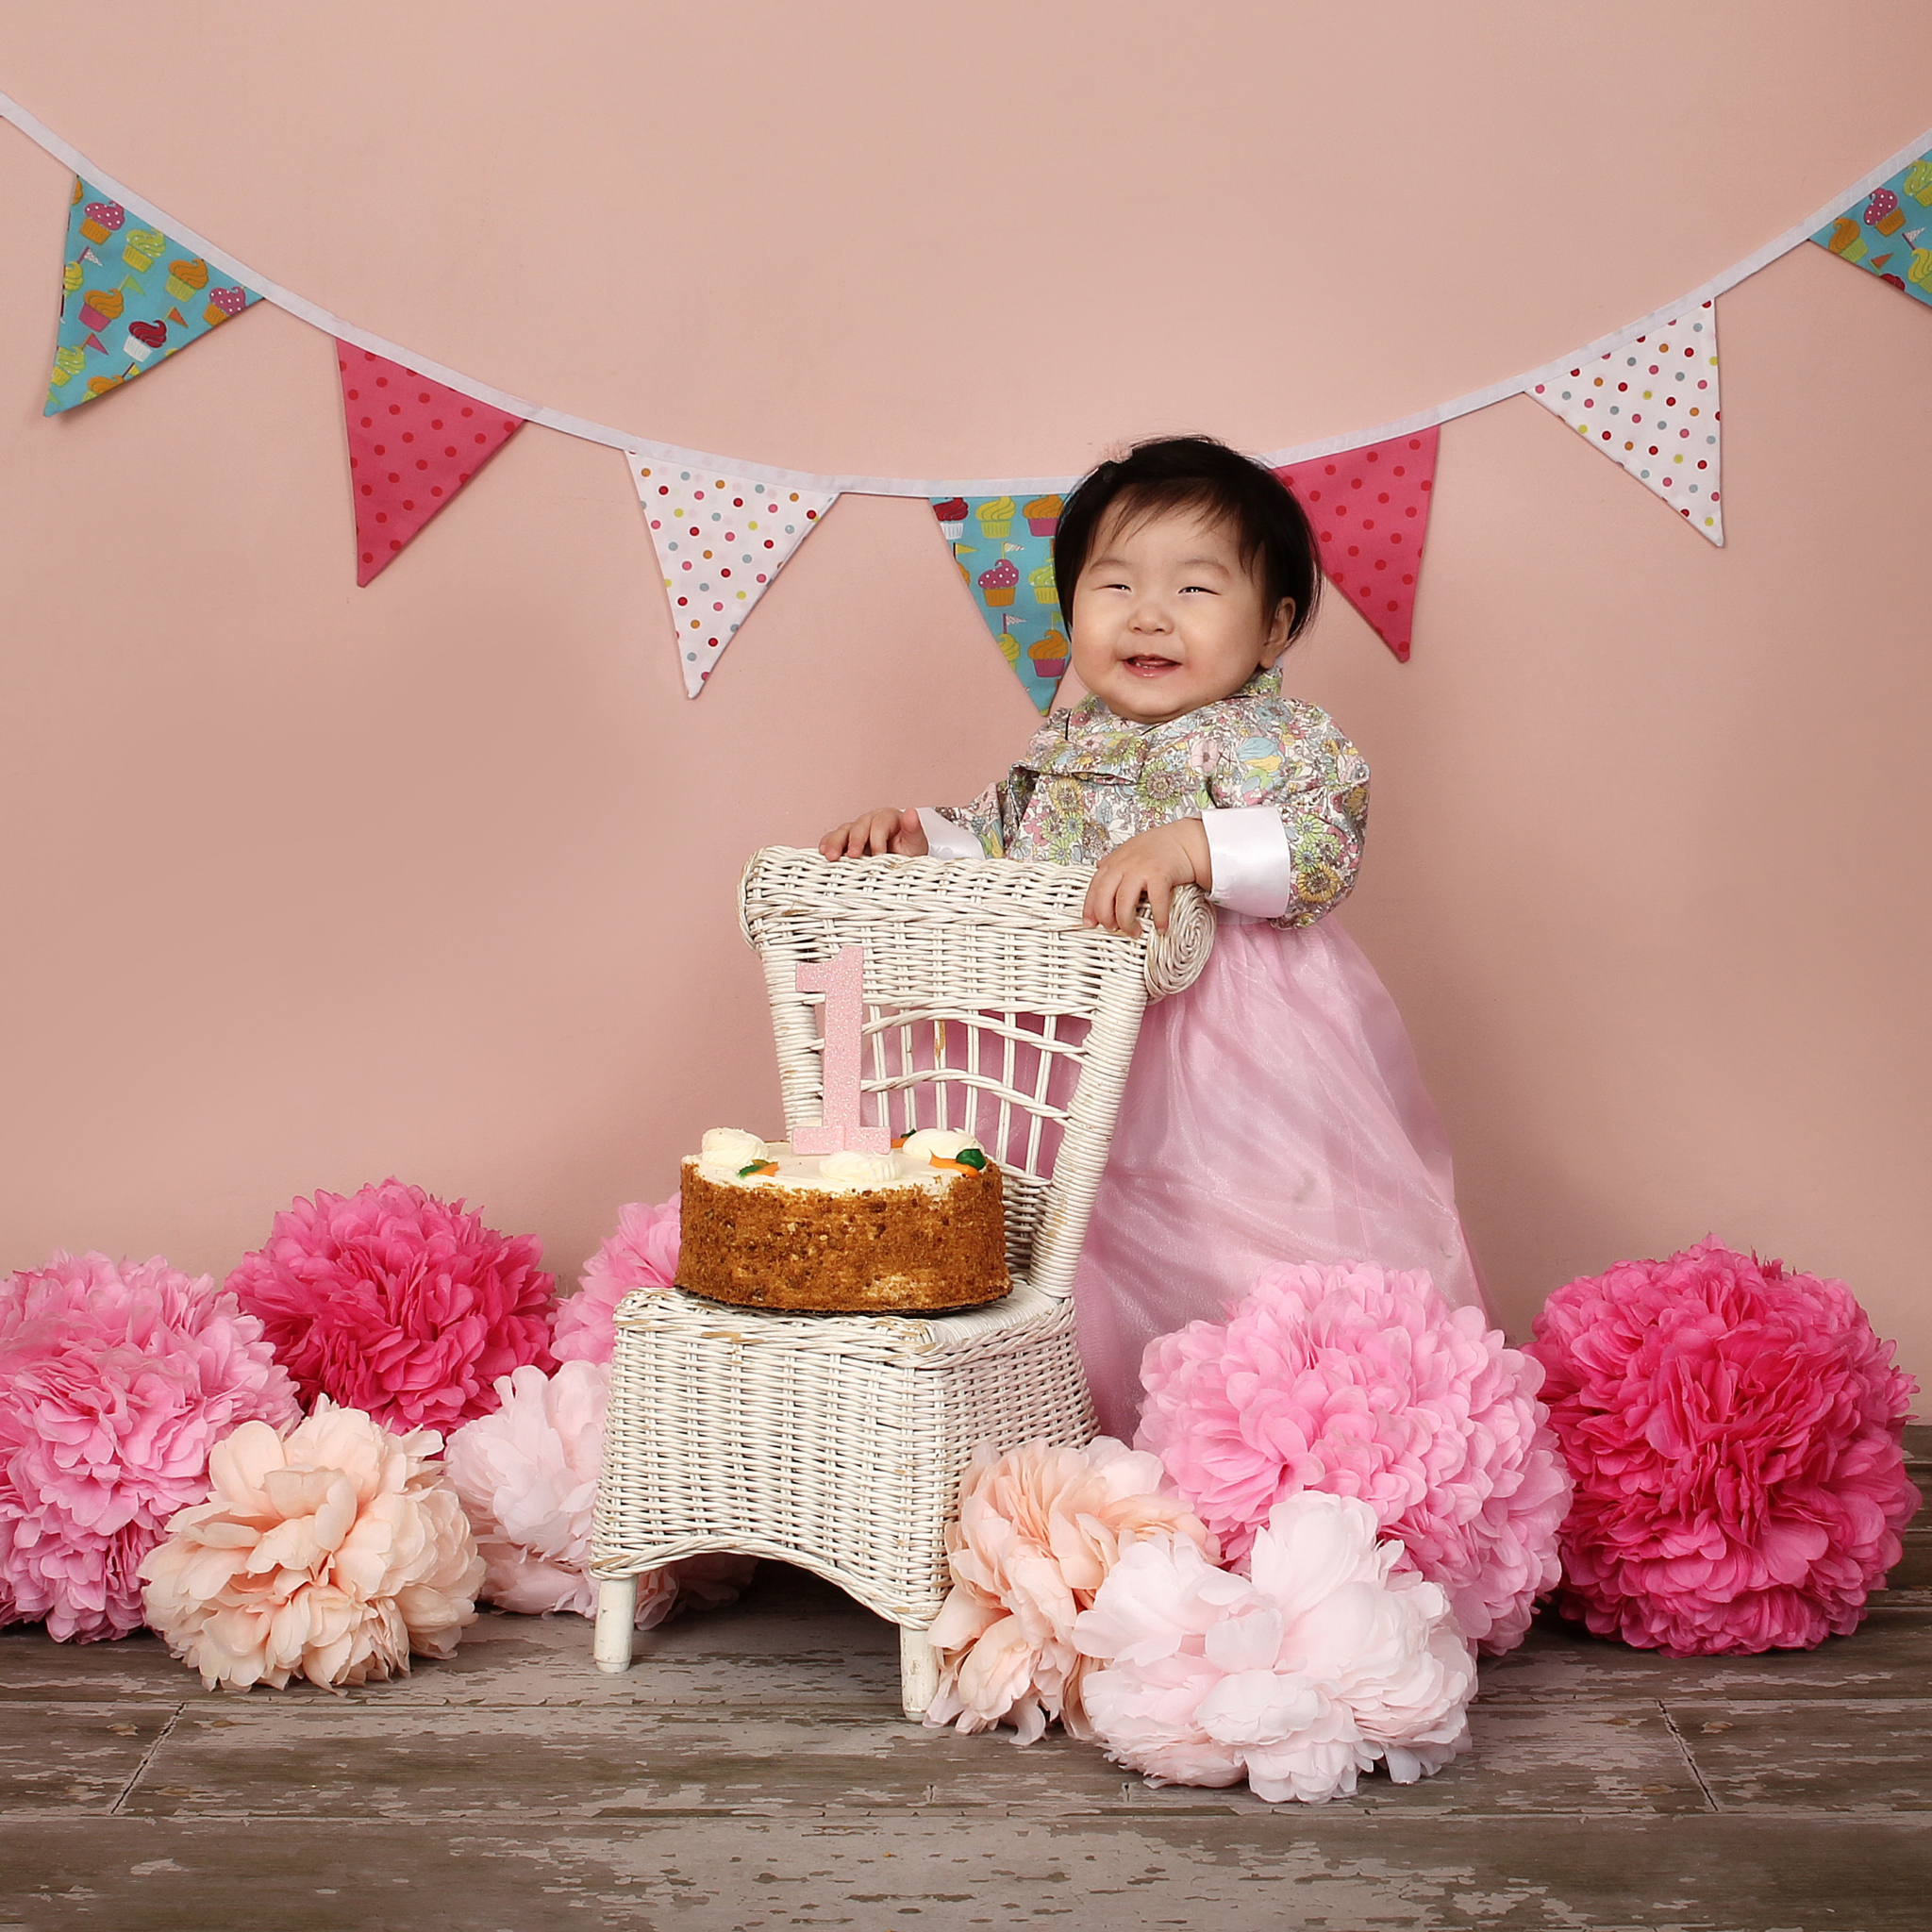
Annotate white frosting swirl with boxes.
[818,1150,901,1186]
[900,1128,983,1163]
[698,1126,769,1178]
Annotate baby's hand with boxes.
[1084,820,1211,936]
[819,806,929,859]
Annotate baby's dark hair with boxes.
[1053,436,1321,646]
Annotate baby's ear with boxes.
[1259,596,1296,663]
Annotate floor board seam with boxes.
[107,1703,181,1817]
[1658,1700,1721,1813]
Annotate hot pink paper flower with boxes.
[140,1400,484,1690]
[1527,1239,1920,1656]
[925,1437,1217,1742]
[228,1181,556,1433]
[443,1359,753,1624]
[552,1197,680,1366]
[1136,1261,1570,1654]
[0,1253,300,1643]
[1073,1491,1476,1803]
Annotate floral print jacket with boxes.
[933,668,1369,928]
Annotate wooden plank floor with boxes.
[2,1434,1925,1932]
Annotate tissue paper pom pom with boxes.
[1074,1491,1476,1803]
[228,1181,556,1433]
[0,1253,300,1643]
[1136,1261,1570,1654]
[552,1197,680,1366]
[925,1438,1217,1743]
[443,1360,752,1624]
[140,1400,485,1690]
[1527,1239,1920,1656]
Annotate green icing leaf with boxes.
[955,1146,988,1170]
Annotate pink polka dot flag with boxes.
[1810,152,1932,308]
[337,344,525,586]
[1524,304,1723,545]
[629,459,838,696]
[1274,432,1438,662]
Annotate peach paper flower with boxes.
[140,1401,484,1690]
[925,1437,1217,1742]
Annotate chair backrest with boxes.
[737,847,1214,1300]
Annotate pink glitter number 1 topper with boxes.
[791,945,891,1156]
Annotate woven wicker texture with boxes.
[591,848,1214,1701]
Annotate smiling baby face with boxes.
[1067,502,1295,724]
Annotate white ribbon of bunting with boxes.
[3,86,1927,492]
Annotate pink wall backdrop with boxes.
[1,2,1926,1386]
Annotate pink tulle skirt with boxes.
[1073,916,1488,1441]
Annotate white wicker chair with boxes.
[589,845,1215,1714]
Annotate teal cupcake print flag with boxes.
[931,491,1069,712]
[1811,152,1932,307]
[45,176,262,415]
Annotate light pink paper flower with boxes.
[925,1437,1217,1743]
[0,1253,300,1643]
[552,1197,680,1366]
[140,1400,485,1690]
[443,1359,753,1624]
[1074,1491,1476,1803]
[1527,1239,1920,1656]
[1136,1261,1570,1653]
[227,1181,556,1433]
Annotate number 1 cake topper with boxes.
[791,945,891,1155]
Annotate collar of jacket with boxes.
[1016,666,1284,782]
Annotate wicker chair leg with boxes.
[592,1576,638,1674]
[899,1624,941,1719]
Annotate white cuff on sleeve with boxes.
[1200,807,1295,919]
[917,808,985,861]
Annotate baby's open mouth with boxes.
[1124,655,1178,672]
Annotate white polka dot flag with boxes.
[1522,303,1723,545]
[628,458,839,696]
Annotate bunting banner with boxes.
[933,492,1068,711]
[630,460,838,695]
[45,175,258,414]
[338,346,525,585]
[1811,149,1932,306]
[7,88,1931,697]
[1275,431,1438,662]
[1524,303,1723,543]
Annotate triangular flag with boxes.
[1525,301,1722,544]
[630,460,838,696]
[1274,430,1437,662]
[45,176,261,415]
[337,345,525,585]
[931,491,1068,710]
[1810,153,1932,308]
